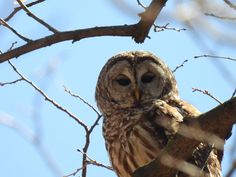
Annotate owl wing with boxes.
[149,98,222,177]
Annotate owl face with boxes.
[96,51,178,114]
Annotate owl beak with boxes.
[134,88,141,101]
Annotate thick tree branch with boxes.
[0,0,167,63]
[0,25,134,63]
[134,97,236,177]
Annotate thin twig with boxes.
[224,0,236,10]
[153,23,186,32]
[192,88,222,104]
[137,0,147,9]
[194,54,236,62]
[4,0,45,22]
[6,61,105,177]
[134,0,168,42]
[86,160,113,171]
[62,88,103,177]
[65,167,84,177]
[7,60,88,130]
[8,42,18,51]
[137,2,183,33]
[63,86,101,117]
[0,19,31,42]
[63,86,102,177]
[0,78,23,86]
[89,115,102,133]
[81,114,103,177]
[205,13,236,21]
[172,59,188,73]
[16,0,58,33]
[77,149,113,171]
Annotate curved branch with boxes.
[133,97,236,177]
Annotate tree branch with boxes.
[133,97,236,177]
[0,25,135,63]
[134,0,168,42]
[0,0,167,63]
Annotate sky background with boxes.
[0,0,236,177]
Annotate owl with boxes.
[95,51,222,177]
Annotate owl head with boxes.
[95,51,178,115]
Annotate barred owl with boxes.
[95,51,221,177]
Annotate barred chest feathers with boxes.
[103,107,169,177]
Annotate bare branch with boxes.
[0,78,23,86]
[81,114,102,177]
[194,54,236,62]
[172,59,188,73]
[153,23,186,32]
[65,167,84,177]
[0,19,31,42]
[136,0,147,9]
[0,0,167,63]
[6,60,101,176]
[77,149,113,171]
[137,2,183,33]
[192,88,222,105]
[16,0,58,33]
[86,160,113,171]
[7,41,18,51]
[63,86,101,117]
[63,86,103,177]
[205,13,236,21]
[4,0,45,22]
[0,25,136,63]
[7,60,88,130]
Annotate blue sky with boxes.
[0,0,236,177]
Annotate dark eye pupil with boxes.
[141,73,155,83]
[116,77,130,86]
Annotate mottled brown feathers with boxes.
[96,51,222,177]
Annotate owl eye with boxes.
[141,72,155,83]
[116,75,131,86]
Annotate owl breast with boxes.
[103,106,168,177]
